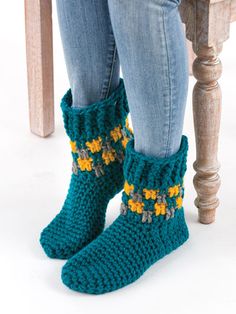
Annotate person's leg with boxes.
[40,0,133,259]
[56,0,120,107]
[62,0,190,294]
[108,0,189,158]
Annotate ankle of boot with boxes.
[121,136,188,223]
[61,78,129,143]
[60,78,133,177]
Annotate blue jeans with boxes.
[56,0,189,158]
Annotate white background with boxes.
[0,1,236,314]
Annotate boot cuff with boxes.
[61,78,129,144]
[124,136,188,190]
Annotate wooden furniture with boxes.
[25,0,54,137]
[180,0,236,224]
[24,0,236,224]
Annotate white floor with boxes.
[1,2,236,314]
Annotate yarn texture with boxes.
[61,136,189,294]
[40,78,132,259]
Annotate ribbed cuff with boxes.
[61,78,129,143]
[124,136,188,191]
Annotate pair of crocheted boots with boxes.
[40,79,189,294]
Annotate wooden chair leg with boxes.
[25,0,54,137]
[192,44,222,224]
[179,0,232,224]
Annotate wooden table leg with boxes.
[25,0,54,137]
[192,45,222,224]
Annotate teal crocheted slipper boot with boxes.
[40,79,133,259]
[61,135,189,294]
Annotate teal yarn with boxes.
[60,78,129,145]
[61,136,189,294]
[40,78,131,259]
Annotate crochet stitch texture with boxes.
[61,135,189,294]
[40,78,132,259]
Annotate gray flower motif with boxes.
[93,164,104,177]
[121,128,127,138]
[115,150,125,163]
[120,203,128,215]
[162,194,167,204]
[77,148,89,159]
[142,211,153,224]
[102,139,113,152]
[130,191,142,203]
[72,162,78,175]
[157,194,167,204]
[165,207,175,220]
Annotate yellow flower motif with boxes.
[122,137,129,148]
[154,203,166,216]
[128,199,144,214]
[124,181,134,195]
[143,189,158,200]
[86,137,102,153]
[77,157,93,171]
[110,125,122,142]
[102,150,116,165]
[70,141,77,153]
[168,185,180,197]
[176,196,183,209]
[125,118,133,134]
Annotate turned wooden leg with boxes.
[25,0,54,137]
[192,45,222,224]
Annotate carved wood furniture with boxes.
[180,0,236,224]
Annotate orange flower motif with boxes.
[110,126,122,142]
[128,199,144,214]
[125,118,133,134]
[154,202,166,216]
[70,141,77,153]
[122,137,129,148]
[77,157,93,171]
[168,185,180,197]
[102,150,116,165]
[124,181,134,195]
[176,196,183,209]
[86,137,102,153]
[143,189,158,200]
